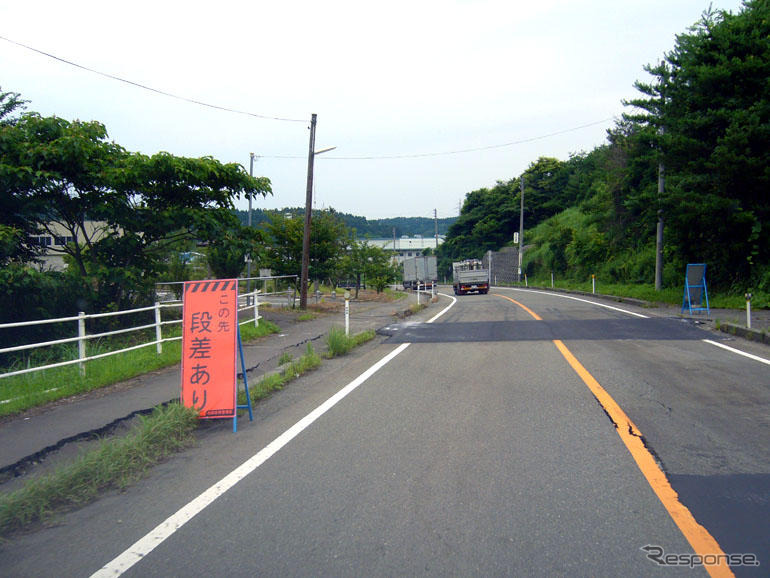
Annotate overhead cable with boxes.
[0,35,307,123]
[2,35,614,159]
[264,117,616,160]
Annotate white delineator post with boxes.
[746,293,752,329]
[344,291,350,336]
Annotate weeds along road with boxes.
[3,287,768,577]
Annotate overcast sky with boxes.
[1,0,745,220]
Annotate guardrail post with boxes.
[78,311,86,377]
[155,302,163,354]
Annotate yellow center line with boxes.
[492,293,732,578]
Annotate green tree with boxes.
[264,209,348,289]
[520,157,571,225]
[1,108,271,309]
[0,87,26,124]
[625,1,770,287]
[263,212,304,283]
[207,225,265,279]
[340,238,398,296]
[439,181,518,264]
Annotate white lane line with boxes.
[502,287,650,318]
[91,293,457,577]
[702,339,770,366]
[428,292,457,323]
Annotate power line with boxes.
[1,34,615,159]
[262,117,616,160]
[0,35,307,123]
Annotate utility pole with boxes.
[434,209,439,249]
[655,160,664,291]
[393,227,397,265]
[655,64,666,292]
[247,153,256,294]
[518,176,524,282]
[300,114,317,310]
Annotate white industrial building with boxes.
[365,235,444,265]
[28,221,113,271]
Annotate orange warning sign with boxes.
[181,279,238,418]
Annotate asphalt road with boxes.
[2,288,767,576]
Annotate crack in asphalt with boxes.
[589,394,669,475]
[0,403,171,484]
[1,333,331,484]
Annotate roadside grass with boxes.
[384,287,407,300]
[409,303,427,315]
[325,327,376,358]
[1,328,376,537]
[524,279,769,309]
[526,278,681,304]
[0,402,199,537]
[709,291,770,309]
[238,343,322,407]
[0,320,279,418]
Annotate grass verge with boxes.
[0,402,199,537]
[524,279,769,309]
[384,287,407,300]
[409,303,427,315]
[238,342,322,406]
[0,324,376,536]
[0,320,279,418]
[325,327,376,358]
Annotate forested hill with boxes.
[236,208,456,238]
[438,1,770,293]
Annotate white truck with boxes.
[452,259,489,295]
[402,256,437,290]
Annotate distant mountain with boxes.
[235,208,456,238]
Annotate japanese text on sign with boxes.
[181,279,238,418]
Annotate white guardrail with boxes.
[0,276,297,380]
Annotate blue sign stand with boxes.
[233,326,253,433]
[682,263,710,316]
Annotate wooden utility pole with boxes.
[655,161,664,291]
[518,176,524,282]
[434,209,439,248]
[247,152,256,296]
[300,113,317,310]
[392,227,397,264]
[655,67,666,292]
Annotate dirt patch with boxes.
[279,289,403,314]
